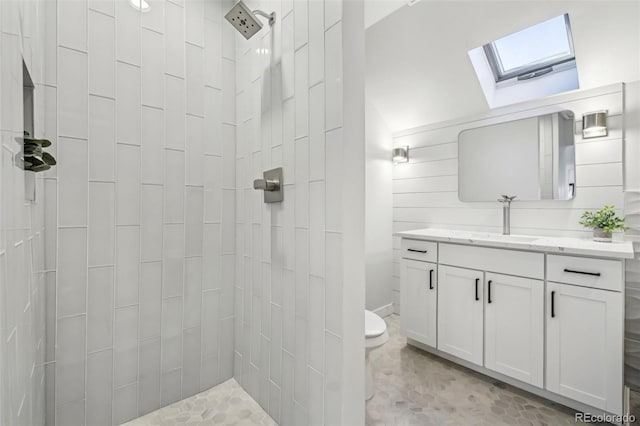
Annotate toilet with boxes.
[365,310,389,400]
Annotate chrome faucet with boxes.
[498,195,517,235]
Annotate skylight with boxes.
[483,14,575,82]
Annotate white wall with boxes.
[391,84,626,313]
[0,1,50,425]
[365,101,393,313]
[232,0,365,423]
[35,0,234,424]
[366,1,640,132]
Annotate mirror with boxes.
[458,110,576,201]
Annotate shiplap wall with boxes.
[391,84,625,312]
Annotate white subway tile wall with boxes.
[0,3,50,426]
[1,0,235,425]
[391,85,626,314]
[233,0,346,424]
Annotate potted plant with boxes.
[579,205,628,242]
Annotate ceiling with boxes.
[366,1,640,132]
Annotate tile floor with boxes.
[366,314,638,426]
[125,378,276,426]
[124,313,638,426]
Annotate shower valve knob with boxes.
[254,167,284,203]
[253,179,280,192]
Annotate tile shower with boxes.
[0,0,364,425]
[2,0,236,424]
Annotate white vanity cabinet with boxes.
[397,229,633,418]
[400,260,437,346]
[437,265,484,365]
[484,273,544,387]
[546,278,623,414]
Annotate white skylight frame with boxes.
[483,14,576,83]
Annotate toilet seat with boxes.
[364,310,389,400]
[365,310,387,338]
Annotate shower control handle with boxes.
[253,178,280,192]
[254,168,284,203]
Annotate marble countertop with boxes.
[395,228,635,259]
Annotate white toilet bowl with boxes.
[365,310,389,400]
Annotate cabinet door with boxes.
[485,273,543,387]
[546,282,623,415]
[400,259,437,347]
[437,265,483,365]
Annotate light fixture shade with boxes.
[582,110,608,139]
[392,146,409,163]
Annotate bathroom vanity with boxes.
[397,228,634,417]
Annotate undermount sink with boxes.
[457,232,540,243]
[484,234,540,243]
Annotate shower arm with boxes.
[253,9,276,26]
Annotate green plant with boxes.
[579,205,628,233]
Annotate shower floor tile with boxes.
[125,378,276,426]
[366,314,639,426]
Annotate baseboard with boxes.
[372,303,394,318]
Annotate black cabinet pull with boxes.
[475,278,480,301]
[563,268,601,277]
[487,280,492,304]
[407,248,427,253]
[551,291,556,318]
[429,269,434,290]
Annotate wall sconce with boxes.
[392,146,409,163]
[582,110,608,139]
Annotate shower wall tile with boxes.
[185,114,204,186]
[185,0,204,47]
[55,315,86,406]
[185,187,204,256]
[88,182,115,266]
[86,349,113,426]
[234,2,348,422]
[116,0,141,66]
[204,23,222,90]
[141,29,165,109]
[113,383,138,425]
[140,184,163,262]
[184,257,203,328]
[138,337,162,415]
[116,143,141,225]
[116,62,141,145]
[139,262,162,340]
[0,0,234,423]
[89,0,115,17]
[0,3,52,423]
[57,228,88,318]
[56,400,85,426]
[87,266,114,353]
[88,10,116,98]
[57,137,88,227]
[182,326,202,397]
[163,149,185,223]
[142,0,164,33]
[161,368,182,406]
[115,226,140,307]
[186,44,204,117]
[58,0,87,51]
[114,305,139,388]
[141,107,165,185]
[88,95,116,182]
[58,47,88,139]
[165,1,185,78]
[161,296,183,372]
[165,75,186,149]
[162,223,185,298]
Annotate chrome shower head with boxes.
[225,1,275,40]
